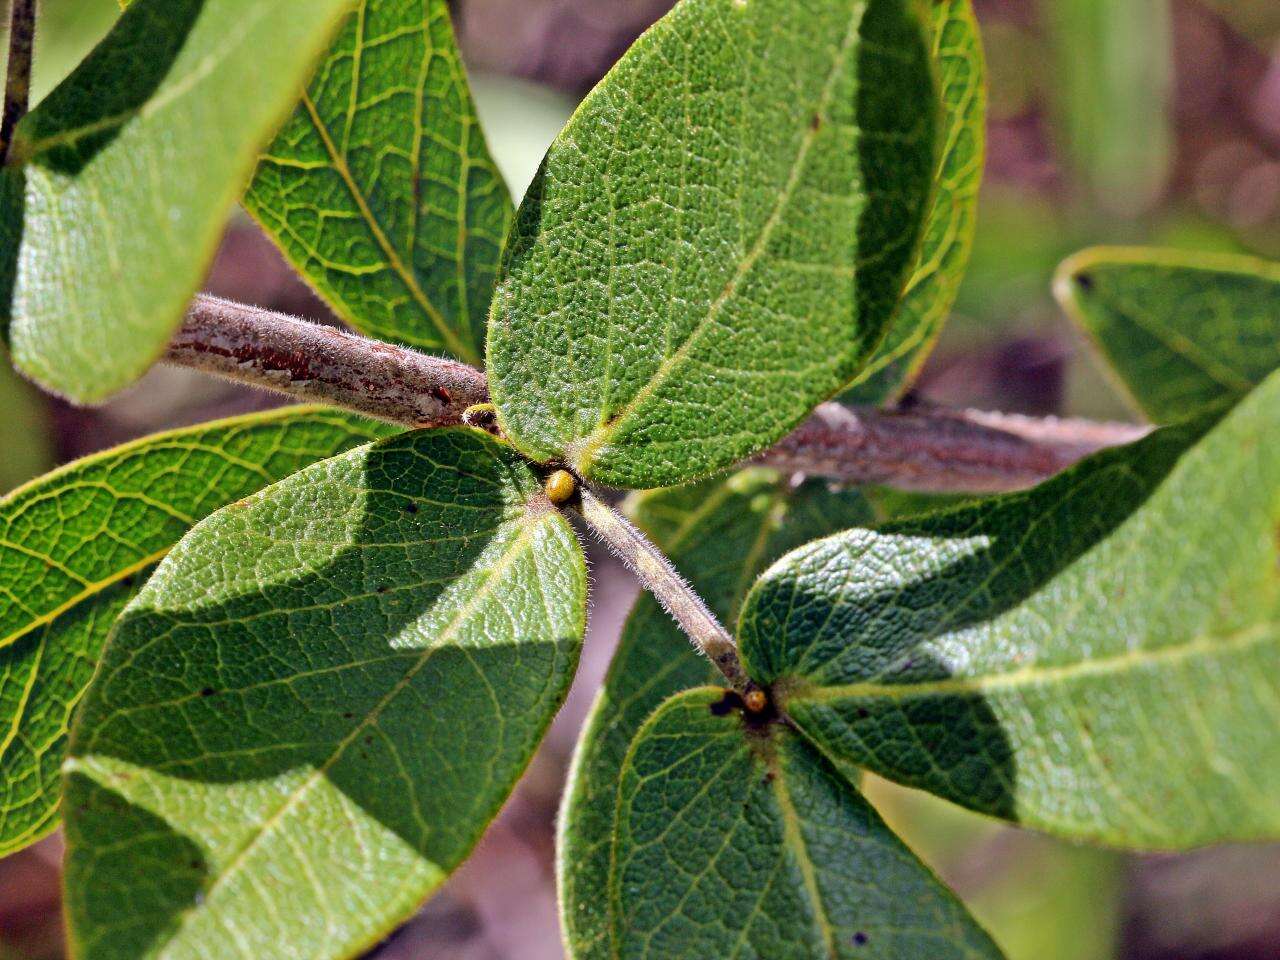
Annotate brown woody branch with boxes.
[166,294,1149,493]
[0,0,36,164]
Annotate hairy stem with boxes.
[168,295,488,427]
[0,0,36,164]
[575,485,750,691]
[755,402,1149,493]
[164,294,1149,491]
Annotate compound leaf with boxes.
[610,688,1002,959]
[741,370,1280,848]
[1055,246,1280,422]
[487,0,937,488]
[560,471,872,960]
[0,407,390,858]
[64,428,587,960]
[843,0,987,403]
[245,0,511,364]
[1,0,354,402]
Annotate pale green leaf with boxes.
[1055,246,1280,422]
[245,0,512,364]
[487,0,938,488]
[559,471,873,960]
[64,428,587,960]
[843,0,987,403]
[0,407,390,858]
[1,0,354,402]
[741,371,1280,848]
[610,688,1002,959]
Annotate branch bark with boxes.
[169,296,488,427]
[0,0,36,164]
[165,293,1149,492]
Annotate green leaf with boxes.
[487,0,938,488]
[64,428,587,960]
[843,0,987,404]
[1,0,354,402]
[741,370,1280,848]
[245,0,512,364]
[560,471,873,960]
[1055,246,1280,422]
[0,407,390,858]
[610,688,1002,959]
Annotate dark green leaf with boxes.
[487,0,938,488]
[1,0,354,402]
[741,371,1280,848]
[64,428,587,960]
[0,407,390,857]
[843,0,987,403]
[1055,246,1280,422]
[560,471,873,959]
[611,688,1002,959]
[245,0,512,364]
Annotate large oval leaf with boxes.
[0,408,390,857]
[843,0,987,403]
[560,471,873,960]
[1055,246,1280,422]
[64,428,587,960]
[487,0,938,488]
[611,688,1002,959]
[1,0,353,402]
[741,371,1280,849]
[245,0,512,364]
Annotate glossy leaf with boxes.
[245,0,512,364]
[64,428,587,960]
[742,371,1280,848]
[0,408,390,858]
[560,471,873,960]
[611,688,1002,959]
[1,0,354,402]
[487,0,938,488]
[843,0,987,403]
[1056,246,1280,422]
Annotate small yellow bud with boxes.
[744,689,768,714]
[544,470,578,506]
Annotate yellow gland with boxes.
[744,689,768,713]
[544,470,578,506]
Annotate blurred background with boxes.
[1,0,1279,957]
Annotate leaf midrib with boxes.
[298,91,479,365]
[785,620,1276,705]
[569,3,868,474]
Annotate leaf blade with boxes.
[0,407,391,857]
[245,0,512,363]
[2,0,355,402]
[64,428,587,960]
[487,0,938,487]
[843,0,987,403]
[1054,246,1280,422]
[610,688,1002,959]
[741,372,1280,848]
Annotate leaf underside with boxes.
[0,408,391,858]
[559,471,874,960]
[611,689,1002,959]
[742,370,1280,849]
[63,428,587,960]
[246,0,512,364]
[1,0,353,402]
[1056,246,1280,423]
[487,0,938,488]
[843,0,987,403]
